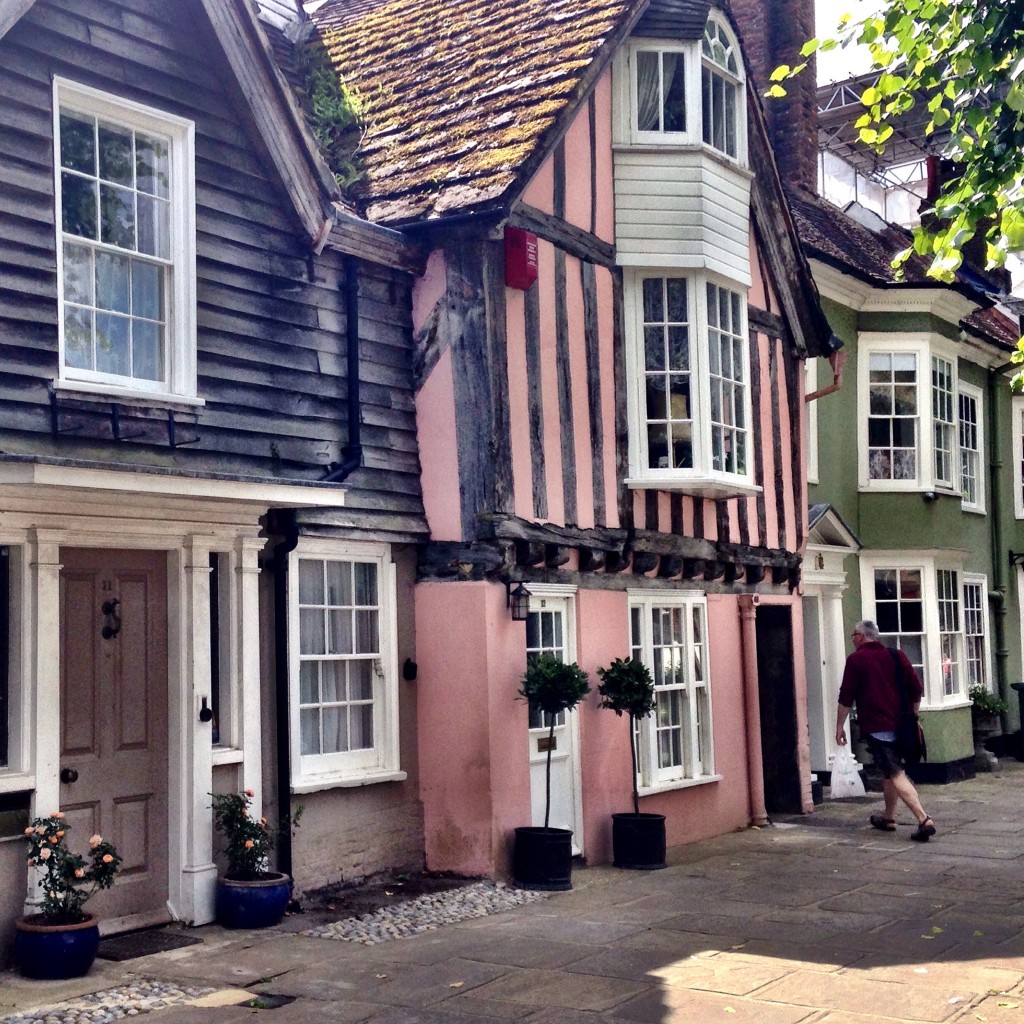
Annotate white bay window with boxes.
[860,553,982,708]
[860,336,965,494]
[626,271,753,495]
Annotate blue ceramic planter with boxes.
[215,872,291,929]
[14,913,101,979]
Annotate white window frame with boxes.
[858,552,971,709]
[858,334,960,493]
[1014,396,1024,520]
[701,10,747,164]
[624,39,701,146]
[958,382,984,513]
[628,590,719,792]
[287,541,403,792]
[962,574,991,692]
[624,268,756,496]
[53,78,199,404]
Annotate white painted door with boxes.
[526,593,583,854]
[59,549,169,928]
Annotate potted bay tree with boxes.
[513,653,590,891]
[597,656,667,870]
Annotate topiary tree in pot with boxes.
[513,652,590,890]
[597,657,667,870]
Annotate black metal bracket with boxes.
[167,410,200,447]
[110,405,146,441]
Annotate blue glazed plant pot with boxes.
[14,913,101,979]
[215,871,291,929]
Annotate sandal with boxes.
[910,818,936,842]
[870,814,896,832]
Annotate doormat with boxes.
[98,928,203,961]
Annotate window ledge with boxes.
[292,769,407,794]
[0,772,35,796]
[212,746,244,766]
[639,773,722,797]
[626,476,761,499]
[920,701,971,713]
[53,380,205,410]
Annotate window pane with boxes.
[299,661,319,705]
[300,607,325,655]
[63,243,93,304]
[137,194,169,259]
[300,708,320,756]
[636,50,660,131]
[299,560,324,604]
[100,183,135,250]
[136,133,169,198]
[60,113,95,173]
[662,52,687,132]
[96,251,130,313]
[321,661,344,703]
[354,562,377,606]
[98,123,133,185]
[350,660,373,701]
[64,307,92,369]
[329,608,353,655]
[94,312,130,376]
[131,261,163,322]
[62,172,97,238]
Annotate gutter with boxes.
[804,349,848,403]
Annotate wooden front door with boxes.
[59,549,169,927]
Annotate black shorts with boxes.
[866,736,906,779]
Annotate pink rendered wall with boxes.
[575,589,633,865]
[415,581,532,877]
[415,346,462,542]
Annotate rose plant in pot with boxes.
[14,813,122,979]
[597,657,667,870]
[513,653,590,891]
[212,789,295,929]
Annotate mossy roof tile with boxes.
[310,0,636,224]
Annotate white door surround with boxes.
[4,478,278,927]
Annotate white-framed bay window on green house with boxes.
[858,554,980,708]
[1013,396,1024,519]
[625,271,754,495]
[859,335,965,494]
[288,543,403,791]
[628,591,718,790]
[53,78,198,403]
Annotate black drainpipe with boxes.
[274,255,364,875]
[323,254,363,482]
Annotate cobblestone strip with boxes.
[0,980,213,1024]
[303,880,549,944]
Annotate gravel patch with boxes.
[0,980,212,1024]
[302,879,548,944]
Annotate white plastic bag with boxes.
[829,748,865,799]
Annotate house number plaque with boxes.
[537,737,557,752]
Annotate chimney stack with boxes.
[731,0,819,192]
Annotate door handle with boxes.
[60,767,79,784]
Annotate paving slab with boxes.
[469,967,649,1012]
[611,984,817,1024]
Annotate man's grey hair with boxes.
[855,620,880,641]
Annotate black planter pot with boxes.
[612,812,667,870]
[512,826,573,891]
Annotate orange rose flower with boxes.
[102,853,114,863]
[244,839,255,849]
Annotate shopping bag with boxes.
[829,748,865,798]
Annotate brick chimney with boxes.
[731,0,819,192]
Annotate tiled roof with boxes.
[787,185,1020,353]
[309,0,638,224]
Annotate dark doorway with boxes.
[755,605,802,815]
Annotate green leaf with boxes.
[769,65,791,81]
[862,85,882,105]
[765,85,787,98]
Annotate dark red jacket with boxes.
[838,641,923,734]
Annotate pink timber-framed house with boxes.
[311,0,838,878]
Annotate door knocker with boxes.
[101,598,122,640]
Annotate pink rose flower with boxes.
[89,835,102,848]
[38,848,51,861]
[245,789,254,797]
[102,853,114,863]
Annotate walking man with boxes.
[835,620,936,841]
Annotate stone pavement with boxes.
[4,762,1024,1023]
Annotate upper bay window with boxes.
[624,9,747,164]
[625,270,754,495]
[54,79,198,402]
[860,336,972,495]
